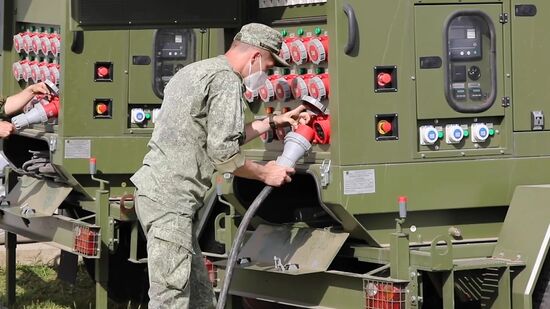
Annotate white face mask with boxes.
[243,55,268,92]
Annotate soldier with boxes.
[131,23,308,308]
[0,82,51,138]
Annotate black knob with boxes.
[468,66,481,81]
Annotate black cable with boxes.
[216,185,273,309]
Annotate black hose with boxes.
[216,185,273,309]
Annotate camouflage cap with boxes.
[234,23,289,67]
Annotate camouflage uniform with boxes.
[131,23,287,308]
[0,97,8,118]
[131,54,244,308]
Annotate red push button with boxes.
[97,66,110,78]
[96,103,108,115]
[377,72,392,87]
[377,120,393,135]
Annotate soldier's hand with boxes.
[262,161,295,187]
[273,105,308,129]
[0,121,15,138]
[26,82,51,96]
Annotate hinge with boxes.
[320,159,331,187]
[501,96,511,107]
[499,13,509,24]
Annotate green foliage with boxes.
[0,265,142,309]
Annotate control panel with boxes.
[152,29,196,98]
[444,12,496,113]
[127,28,196,130]
[247,23,331,150]
[12,23,61,86]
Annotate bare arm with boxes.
[4,83,50,116]
[243,105,308,144]
[233,159,294,187]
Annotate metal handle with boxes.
[343,3,358,55]
[71,31,83,54]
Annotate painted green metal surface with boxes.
[494,185,550,308]
[1,0,550,307]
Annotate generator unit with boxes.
[0,0,549,308]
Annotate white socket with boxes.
[131,108,146,124]
[471,123,489,143]
[419,125,439,146]
[445,125,464,144]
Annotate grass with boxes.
[0,264,143,309]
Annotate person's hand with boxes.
[262,160,295,187]
[0,121,15,138]
[273,105,309,129]
[26,82,51,96]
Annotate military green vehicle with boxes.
[1,0,549,308]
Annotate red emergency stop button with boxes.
[97,66,110,78]
[377,72,392,87]
[377,120,392,135]
[96,103,108,115]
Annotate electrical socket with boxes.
[532,111,544,130]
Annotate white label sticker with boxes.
[467,28,476,39]
[175,35,183,43]
[64,140,91,159]
[343,169,375,195]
